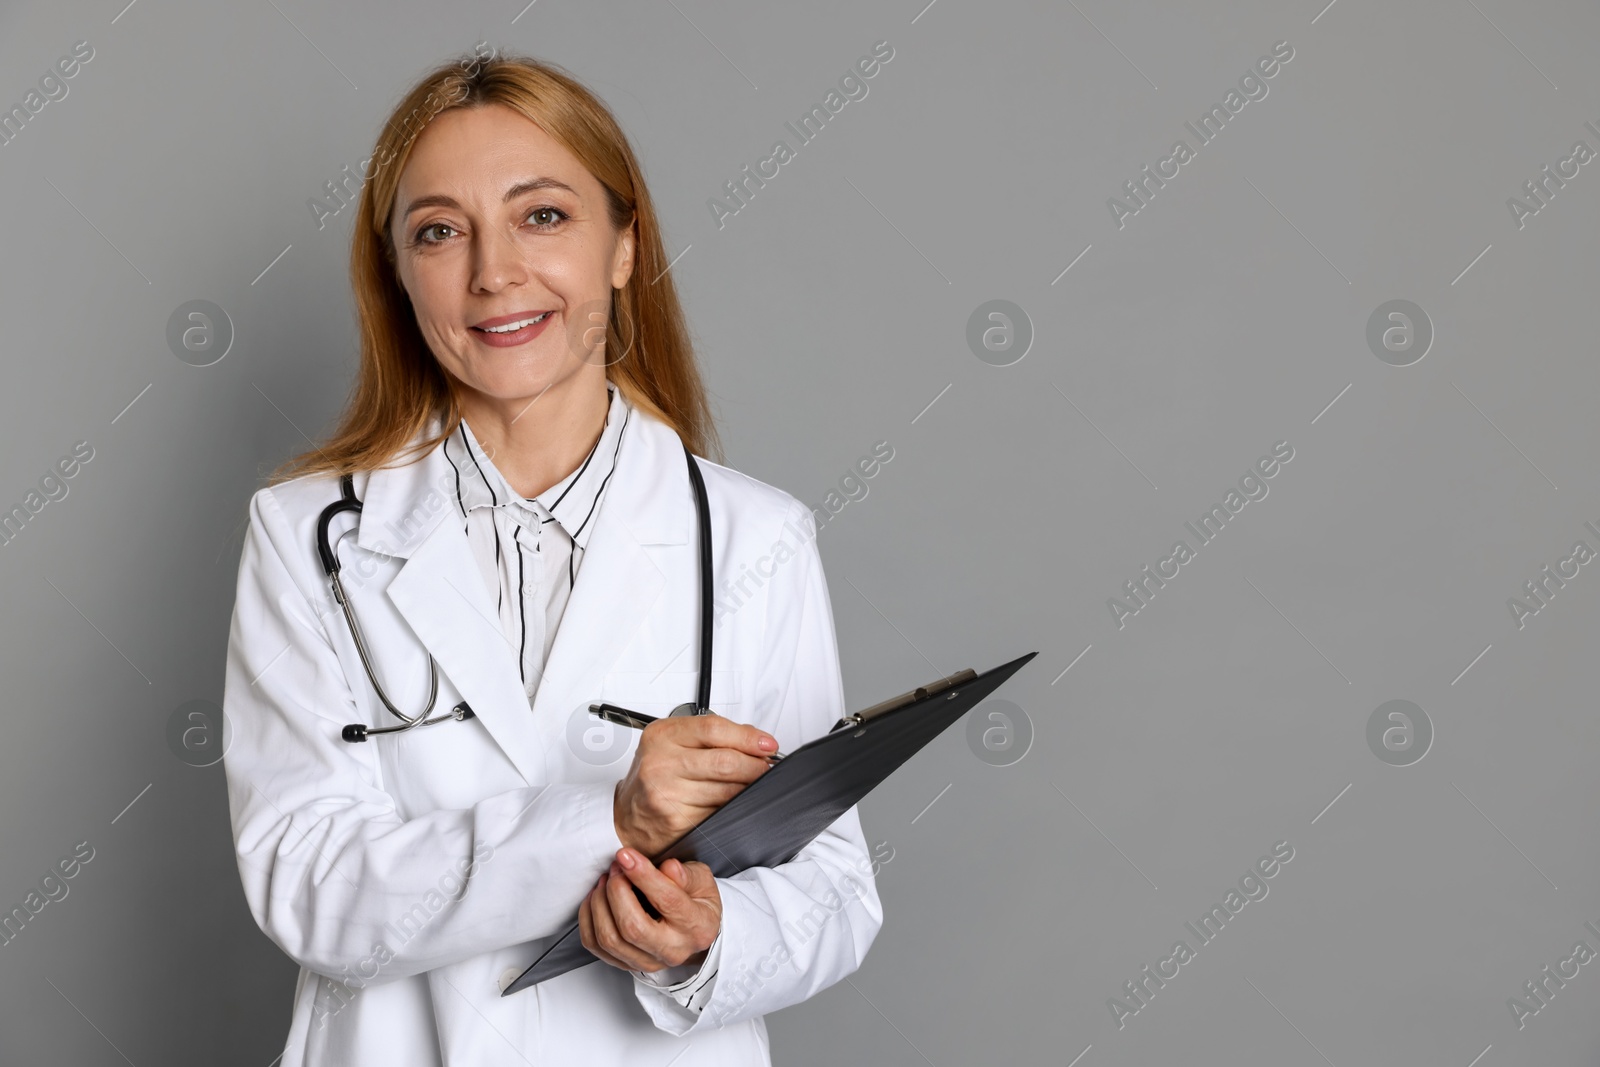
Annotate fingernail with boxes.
[619,849,635,869]
[759,736,777,751]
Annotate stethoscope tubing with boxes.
[317,436,712,743]
[684,432,714,716]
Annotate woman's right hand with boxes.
[612,713,779,857]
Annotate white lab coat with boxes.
[221,402,883,1066]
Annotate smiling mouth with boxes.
[474,311,552,334]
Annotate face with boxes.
[390,103,635,416]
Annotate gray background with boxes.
[0,0,1594,1063]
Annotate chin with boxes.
[479,364,583,400]
[468,379,554,404]
[453,357,556,394]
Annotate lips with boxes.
[469,309,556,348]
[473,310,552,333]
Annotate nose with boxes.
[470,221,532,293]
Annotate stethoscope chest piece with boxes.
[341,701,476,743]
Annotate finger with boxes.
[624,857,721,957]
[579,878,633,971]
[606,860,692,966]
[591,872,661,972]
[588,878,649,972]
[674,746,775,786]
[679,859,715,889]
[615,849,693,922]
[667,859,715,898]
[678,862,723,917]
[672,713,779,758]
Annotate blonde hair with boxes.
[270,49,721,484]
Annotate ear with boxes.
[609,215,637,291]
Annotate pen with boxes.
[588,703,784,762]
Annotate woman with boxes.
[221,49,882,1066]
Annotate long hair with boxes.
[269,48,721,484]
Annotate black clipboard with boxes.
[500,650,1037,996]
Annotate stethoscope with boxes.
[317,435,714,743]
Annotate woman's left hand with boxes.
[579,848,722,974]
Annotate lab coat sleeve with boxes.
[631,499,884,1034]
[222,486,624,983]
[631,928,723,1012]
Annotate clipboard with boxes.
[501,650,1037,996]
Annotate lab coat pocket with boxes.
[598,668,743,718]
[555,670,744,784]
[377,702,526,816]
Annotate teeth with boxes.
[483,312,549,333]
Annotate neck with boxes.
[456,369,611,499]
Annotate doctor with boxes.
[221,50,881,1067]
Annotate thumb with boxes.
[663,859,687,885]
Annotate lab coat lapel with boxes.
[523,407,690,774]
[381,510,553,786]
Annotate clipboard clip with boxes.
[829,668,979,734]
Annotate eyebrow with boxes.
[400,177,579,219]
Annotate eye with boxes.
[526,205,569,230]
[413,221,458,245]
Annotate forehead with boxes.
[396,102,596,208]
